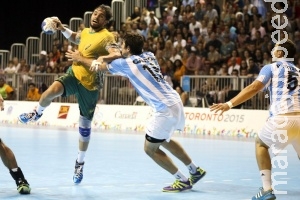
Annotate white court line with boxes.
[124,184,136,187]
[144,184,156,186]
[280,177,291,179]
[203,180,215,183]
[241,179,252,181]
[222,180,233,182]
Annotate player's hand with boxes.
[65,49,82,62]
[209,103,230,115]
[89,57,104,72]
[51,17,64,31]
[0,97,4,111]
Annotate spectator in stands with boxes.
[146,11,159,26]
[227,49,242,66]
[176,85,192,107]
[220,34,235,63]
[0,77,14,100]
[138,20,149,39]
[204,3,218,21]
[251,20,266,40]
[262,51,272,66]
[189,15,202,36]
[206,45,221,67]
[205,32,222,52]
[173,32,187,48]
[191,28,201,45]
[169,47,182,63]
[252,30,264,50]
[247,58,260,77]
[254,49,263,67]
[194,2,206,21]
[243,49,252,67]
[34,51,47,72]
[162,40,173,60]
[53,38,62,50]
[17,59,27,73]
[185,46,202,75]
[261,12,275,34]
[172,59,185,89]
[165,1,177,18]
[3,60,16,74]
[126,6,141,24]
[228,57,241,75]
[25,83,41,101]
[12,57,20,72]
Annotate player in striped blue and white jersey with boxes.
[108,51,181,111]
[66,32,206,192]
[210,39,299,200]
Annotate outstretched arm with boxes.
[65,44,122,70]
[210,80,265,115]
[52,18,80,44]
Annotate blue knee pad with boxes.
[79,116,91,142]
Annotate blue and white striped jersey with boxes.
[256,59,300,116]
[107,52,181,111]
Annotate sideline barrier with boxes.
[0,101,269,139]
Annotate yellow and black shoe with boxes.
[17,179,31,194]
[189,167,206,185]
[162,179,192,192]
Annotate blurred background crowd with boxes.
[1,0,299,109]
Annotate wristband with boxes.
[62,28,72,39]
[226,101,233,108]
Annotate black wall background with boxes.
[0,0,111,50]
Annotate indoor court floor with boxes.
[0,126,299,200]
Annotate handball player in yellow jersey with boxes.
[18,4,121,184]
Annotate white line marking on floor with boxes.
[222,180,233,182]
[203,180,215,183]
[241,179,252,181]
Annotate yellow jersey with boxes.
[72,28,115,90]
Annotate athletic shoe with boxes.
[162,179,192,192]
[16,179,31,194]
[189,167,206,185]
[18,111,42,124]
[252,187,276,200]
[73,160,84,184]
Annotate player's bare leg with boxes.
[0,139,31,194]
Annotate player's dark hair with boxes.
[95,4,113,21]
[123,33,144,55]
[277,39,296,59]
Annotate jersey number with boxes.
[287,71,300,91]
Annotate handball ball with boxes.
[41,17,58,35]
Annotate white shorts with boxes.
[146,102,185,142]
[258,114,300,156]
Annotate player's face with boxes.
[273,44,282,58]
[121,42,130,57]
[90,8,107,29]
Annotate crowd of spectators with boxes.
[114,0,300,106]
[1,0,300,107]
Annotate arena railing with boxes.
[3,73,269,110]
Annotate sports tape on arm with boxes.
[62,28,72,39]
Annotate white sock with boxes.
[260,170,271,191]
[186,161,197,174]
[36,105,46,115]
[11,168,18,172]
[173,170,188,182]
[77,151,86,163]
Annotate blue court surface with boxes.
[0,126,299,200]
